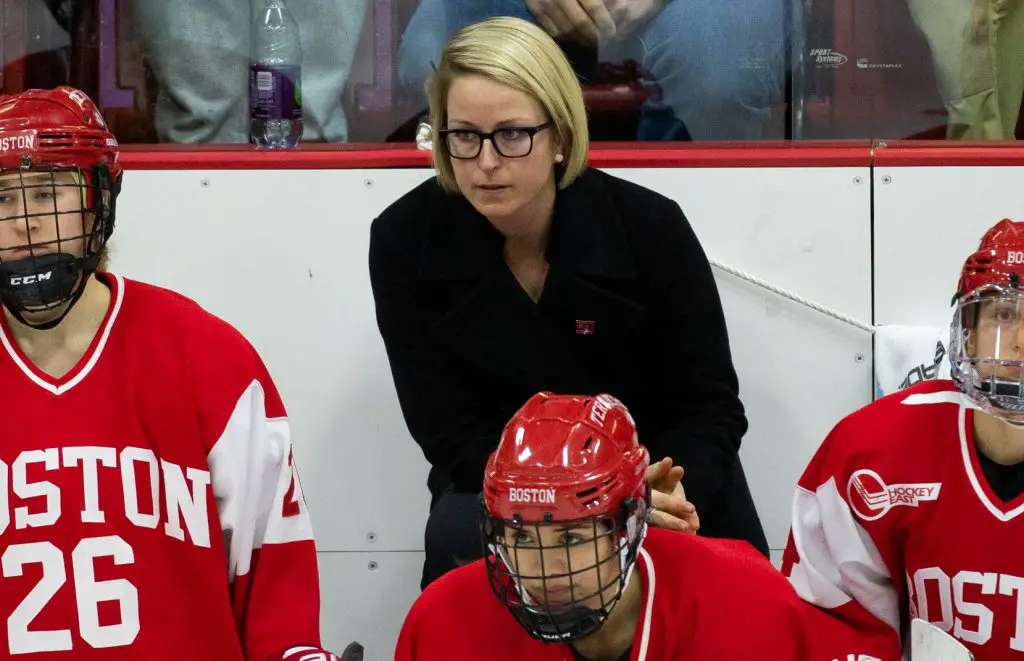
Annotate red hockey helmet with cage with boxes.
[954,219,1024,300]
[950,219,1024,420]
[0,87,122,329]
[482,392,649,643]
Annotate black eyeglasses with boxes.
[439,122,553,159]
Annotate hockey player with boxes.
[783,218,1024,660]
[397,391,873,661]
[0,87,339,659]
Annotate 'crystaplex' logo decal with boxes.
[847,469,941,521]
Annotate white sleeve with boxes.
[788,476,902,638]
[206,378,314,579]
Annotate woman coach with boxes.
[369,17,768,589]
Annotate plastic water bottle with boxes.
[250,0,302,148]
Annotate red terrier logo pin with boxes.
[576,320,595,335]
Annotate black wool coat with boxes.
[369,167,766,549]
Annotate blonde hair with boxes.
[426,17,589,193]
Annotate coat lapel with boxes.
[418,170,648,390]
[420,189,589,388]
[429,264,591,388]
[541,170,648,374]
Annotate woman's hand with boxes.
[646,456,700,534]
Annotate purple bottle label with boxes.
[250,64,302,121]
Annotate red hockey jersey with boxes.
[397,527,872,661]
[783,378,1024,661]
[0,273,323,660]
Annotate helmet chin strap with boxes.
[0,253,95,330]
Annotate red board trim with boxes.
[118,141,874,170]
[872,140,1024,167]
[116,140,1024,170]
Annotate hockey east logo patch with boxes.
[847,469,941,521]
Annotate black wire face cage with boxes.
[481,497,647,644]
[0,163,118,329]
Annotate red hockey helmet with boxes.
[482,392,649,643]
[954,219,1024,300]
[950,219,1024,420]
[0,86,121,176]
[0,87,121,328]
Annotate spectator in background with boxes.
[396,0,789,140]
[906,0,1024,139]
[370,17,768,590]
[132,0,368,143]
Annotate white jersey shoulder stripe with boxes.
[901,390,977,409]
[207,378,314,580]
[790,477,901,636]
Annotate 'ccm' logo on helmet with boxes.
[1008,251,1024,265]
[10,272,52,286]
[0,133,35,153]
[509,488,556,504]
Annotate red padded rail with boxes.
[119,140,1024,170]
[872,140,1024,167]
[118,141,875,169]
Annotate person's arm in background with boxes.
[525,0,616,45]
[597,0,665,41]
[369,214,503,494]
[636,195,748,519]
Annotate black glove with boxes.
[341,642,364,661]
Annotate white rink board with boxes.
[113,168,437,556]
[874,165,1024,328]
[110,165,873,659]
[602,168,873,552]
[318,551,423,660]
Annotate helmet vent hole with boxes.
[575,476,616,508]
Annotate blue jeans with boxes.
[398,0,791,140]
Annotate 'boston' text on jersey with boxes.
[0,445,212,548]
